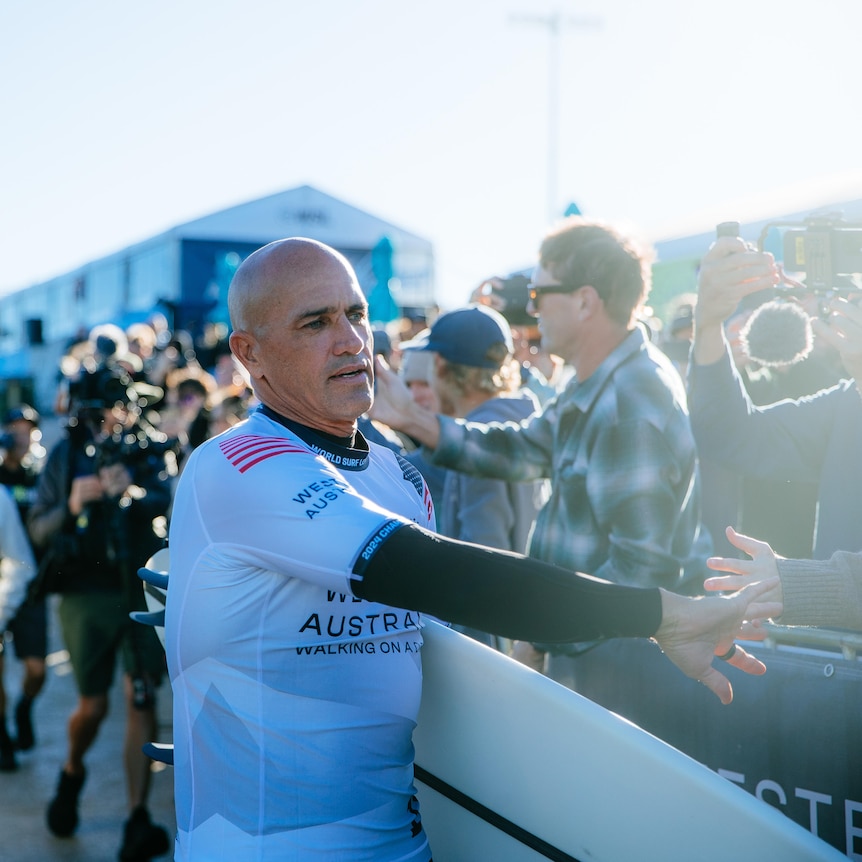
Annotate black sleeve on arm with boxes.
[352,521,662,643]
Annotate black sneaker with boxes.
[46,768,86,837]
[118,806,170,861]
[14,696,35,751]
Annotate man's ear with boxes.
[577,284,601,320]
[229,330,262,380]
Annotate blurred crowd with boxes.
[0,214,860,859]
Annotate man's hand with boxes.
[693,237,778,366]
[811,295,862,388]
[370,356,441,449]
[703,526,784,611]
[68,475,103,516]
[654,579,782,705]
[98,462,133,499]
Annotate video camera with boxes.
[717,215,862,367]
[757,213,862,297]
[66,365,177,472]
[68,365,141,417]
[480,274,534,326]
[93,426,177,472]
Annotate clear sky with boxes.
[3,0,862,312]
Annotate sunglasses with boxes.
[527,281,587,304]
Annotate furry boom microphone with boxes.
[713,223,814,368]
[739,299,814,367]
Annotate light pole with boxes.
[511,8,602,222]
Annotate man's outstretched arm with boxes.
[352,521,781,705]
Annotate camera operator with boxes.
[28,365,174,860]
[689,233,862,560]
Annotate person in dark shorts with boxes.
[28,367,173,861]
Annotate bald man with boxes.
[165,237,779,861]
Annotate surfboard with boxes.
[135,558,841,860]
[413,619,843,862]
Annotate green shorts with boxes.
[57,592,165,698]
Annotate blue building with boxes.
[0,185,435,412]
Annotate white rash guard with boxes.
[166,407,435,861]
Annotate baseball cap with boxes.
[4,404,40,426]
[419,305,514,369]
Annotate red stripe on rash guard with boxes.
[219,435,308,473]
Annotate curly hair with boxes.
[438,342,521,397]
[539,217,654,327]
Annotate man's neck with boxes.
[259,404,358,449]
[570,324,631,382]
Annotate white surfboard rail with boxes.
[413,620,844,862]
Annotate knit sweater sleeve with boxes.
[776,551,862,631]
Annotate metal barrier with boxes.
[761,621,862,661]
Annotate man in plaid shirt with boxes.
[372,216,711,705]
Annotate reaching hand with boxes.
[811,295,862,387]
[653,579,782,705]
[370,356,441,449]
[68,474,104,516]
[693,237,778,366]
[369,356,415,428]
[703,526,784,610]
[98,462,133,499]
[695,237,778,330]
